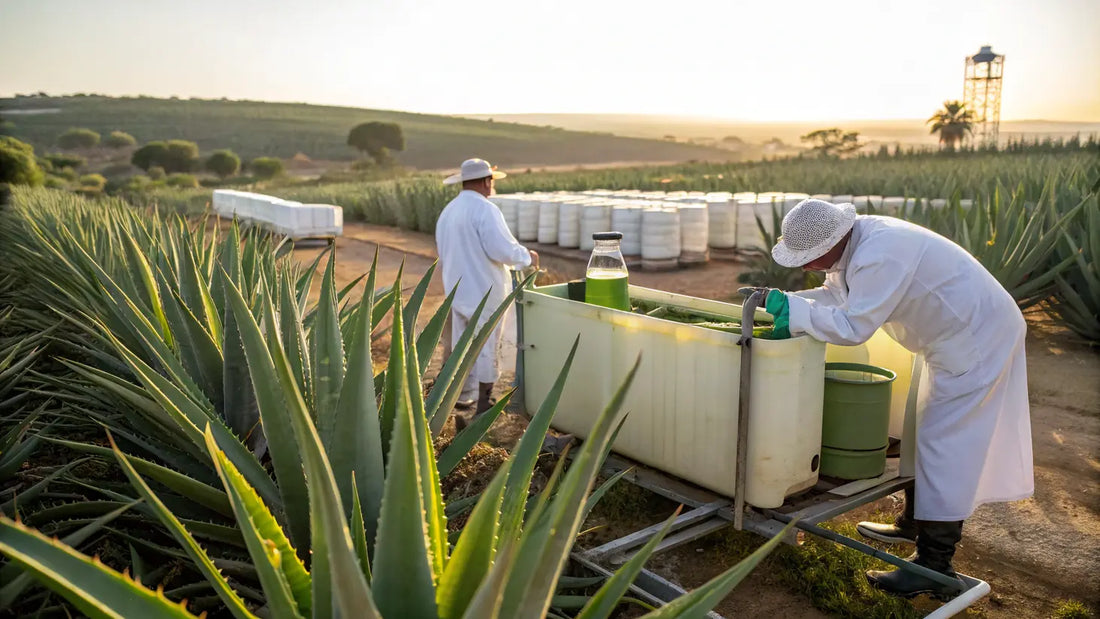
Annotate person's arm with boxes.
[476,203,532,268]
[791,273,844,306]
[786,251,915,346]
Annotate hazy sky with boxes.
[2,0,1097,121]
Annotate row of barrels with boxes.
[490,191,969,266]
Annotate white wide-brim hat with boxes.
[771,199,857,267]
[443,158,507,185]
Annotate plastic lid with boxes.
[592,231,623,241]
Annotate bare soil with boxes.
[293,222,1100,618]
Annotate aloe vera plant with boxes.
[0,188,790,617]
[1047,192,1100,342]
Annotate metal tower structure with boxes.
[963,45,1005,147]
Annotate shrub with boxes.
[163,139,200,173]
[54,167,79,182]
[165,173,199,188]
[56,128,101,149]
[101,162,137,178]
[249,156,284,179]
[347,121,405,165]
[0,136,44,186]
[43,153,86,169]
[79,173,107,190]
[44,176,67,189]
[204,149,241,178]
[104,130,137,148]
[35,157,53,172]
[147,166,166,180]
[131,141,168,170]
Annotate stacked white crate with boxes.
[212,190,342,239]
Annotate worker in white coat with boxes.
[765,199,1033,599]
[436,158,538,416]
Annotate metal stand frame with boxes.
[512,281,990,617]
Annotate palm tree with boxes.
[927,100,975,150]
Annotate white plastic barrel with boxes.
[706,194,737,249]
[641,208,681,260]
[679,204,709,254]
[517,198,541,241]
[580,202,613,251]
[537,199,560,244]
[930,198,947,209]
[882,197,906,215]
[557,200,583,248]
[611,203,644,256]
[958,198,974,210]
[783,193,810,211]
[811,194,832,202]
[831,194,854,205]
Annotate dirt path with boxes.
[295,222,1100,618]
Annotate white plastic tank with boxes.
[517,197,541,241]
[811,194,832,202]
[611,203,644,256]
[580,202,614,251]
[678,204,709,254]
[851,195,871,211]
[557,200,583,248]
[641,207,681,260]
[706,193,737,249]
[537,199,560,244]
[958,198,974,210]
[831,194,854,205]
[521,284,827,506]
[930,198,947,209]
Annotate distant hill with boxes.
[461,113,1100,147]
[0,96,735,170]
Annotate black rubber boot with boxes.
[475,382,496,415]
[857,486,917,544]
[866,520,966,600]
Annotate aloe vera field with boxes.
[0,145,1098,619]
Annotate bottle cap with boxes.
[592,231,623,241]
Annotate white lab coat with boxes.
[787,216,1033,521]
[436,190,531,385]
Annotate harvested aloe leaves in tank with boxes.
[629,298,777,338]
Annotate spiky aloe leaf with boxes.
[0,500,139,609]
[349,474,372,584]
[0,516,200,619]
[417,284,457,375]
[331,252,384,547]
[575,508,680,619]
[44,437,233,518]
[499,337,580,542]
[425,273,535,435]
[436,456,512,619]
[204,427,309,619]
[257,288,379,619]
[405,329,449,580]
[313,251,345,450]
[501,356,641,619]
[371,289,438,616]
[0,458,89,516]
[638,521,796,618]
[107,434,255,619]
[221,269,311,554]
[437,390,513,478]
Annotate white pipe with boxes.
[924,575,991,619]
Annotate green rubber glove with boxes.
[765,289,791,340]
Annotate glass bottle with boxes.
[585,231,630,311]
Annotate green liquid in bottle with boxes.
[585,270,630,311]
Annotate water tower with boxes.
[963,45,1004,147]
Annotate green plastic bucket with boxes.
[820,362,896,480]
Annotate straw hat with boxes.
[443,158,507,185]
[771,199,857,267]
